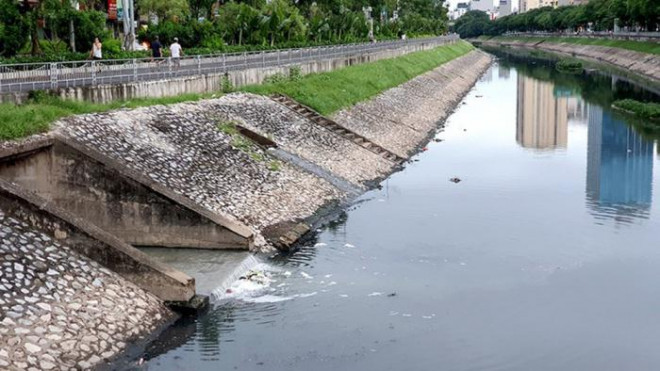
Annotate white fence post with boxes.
[90,62,97,85]
[50,63,58,89]
[133,59,138,82]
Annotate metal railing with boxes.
[0,35,458,94]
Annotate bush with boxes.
[613,99,660,121]
[263,72,288,84]
[555,58,583,73]
[221,73,234,93]
[289,66,302,81]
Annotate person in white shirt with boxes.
[169,37,183,68]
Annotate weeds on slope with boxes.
[242,41,475,115]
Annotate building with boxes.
[515,75,568,150]
[470,0,494,13]
[586,104,653,222]
[452,2,469,20]
[558,0,588,5]
[498,0,512,16]
[520,0,557,12]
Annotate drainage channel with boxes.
[268,147,363,197]
[271,94,406,165]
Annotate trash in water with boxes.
[476,95,483,98]
[387,292,397,297]
[422,147,428,151]
[449,177,461,183]
[240,270,269,285]
[433,138,444,142]
[300,272,314,279]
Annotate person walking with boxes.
[151,36,163,61]
[169,37,183,69]
[90,37,102,60]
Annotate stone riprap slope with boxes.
[0,209,171,370]
[482,39,660,82]
[198,93,395,187]
[332,50,493,157]
[56,105,343,240]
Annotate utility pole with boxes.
[68,0,77,52]
[122,0,136,50]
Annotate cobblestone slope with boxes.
[0,210,171,370]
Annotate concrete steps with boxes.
[271,94,405,164]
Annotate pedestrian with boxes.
[169,37,183,69]
[90,37,102,60]
[151,36,162,61]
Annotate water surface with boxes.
[142,55,660,371]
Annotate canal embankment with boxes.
[477,37,660,82]
[0,45,492,369]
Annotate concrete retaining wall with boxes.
[0,142,251,249]
[480,39,660,82]
[53,41,449,104]
[0,177,195,303]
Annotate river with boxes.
[138,52,660,371]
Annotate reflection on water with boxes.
[140,54,660,371]
[586,105,653,223]
[516,75,568,150]
[512,59,657,224]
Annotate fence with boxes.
[0,35,458,94]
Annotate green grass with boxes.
[0,40,474,141]
[492,36,660,55]
[0,92,218,140]
[612,99,660,121]
[242,40,474,115]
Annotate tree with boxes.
[454,10,490,38]
[138,0,189,21]
[0,0,29,57]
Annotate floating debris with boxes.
[449,177,461,183]
[300,272,314,279]
[387,292,397,297]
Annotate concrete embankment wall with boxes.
[480,39,660,82]
[50,49,492,250]
[0,177,176,370]
[52,40,453,104]
[333,50,493,158]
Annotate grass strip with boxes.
[242,40,474,115]
[612,99,660,121]
[0,93,217,140]
[489,36,660,55]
